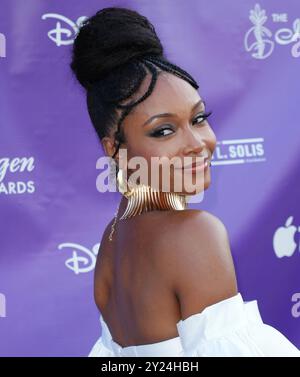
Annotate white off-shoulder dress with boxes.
[88,292,300,357]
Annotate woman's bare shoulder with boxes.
[163,208,235,264]
[159,209,238,315]
[156,208,235,270]
[160,208,230,245]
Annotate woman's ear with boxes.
[101,136,118,160]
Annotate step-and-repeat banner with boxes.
[0,0,299,356]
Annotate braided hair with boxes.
[70,7,199,161]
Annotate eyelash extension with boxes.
[150,110,213,138]
[192,110,213,125]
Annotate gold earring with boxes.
[117,167,131,197]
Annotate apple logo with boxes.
[273,216,299,258]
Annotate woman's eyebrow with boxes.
[142,99,205,127]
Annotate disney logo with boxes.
[58,242,100,274]
[41,13,87,46]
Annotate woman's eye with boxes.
[149,110,213,138]
[150,127,174,138]
[192,110,213,125]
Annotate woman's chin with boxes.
[180,176,211,196]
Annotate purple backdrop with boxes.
[0,0,299,356]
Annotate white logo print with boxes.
[244,3,300,59]
[0,157,35,195]
[0,293,6,318]
[291,293,300,318]
[244,3,274,59]
[213,137,266,166]
[273,216,300,258]
[275,18,300,58]
[0,32,6,58]
[58,243,100,274]
[41,13,87,46]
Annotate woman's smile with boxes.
[174,156,210,174]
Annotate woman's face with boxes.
[105,70,217,195]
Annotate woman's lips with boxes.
[176,157,210,173]
[183,163,205,173]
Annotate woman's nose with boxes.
[182,129,206,155]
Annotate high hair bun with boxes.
[70,7,164,89]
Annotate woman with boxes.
[70,7,300,357]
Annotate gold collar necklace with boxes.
[108,169,188,241]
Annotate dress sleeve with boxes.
[88,315,116,357]
[176,295,300,357]
[88,336,116,357]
